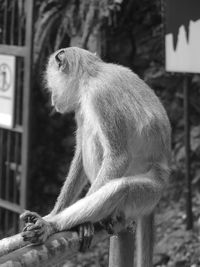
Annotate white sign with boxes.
[165,0,200,73]
[0,55,16,128]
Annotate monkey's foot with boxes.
[20,210,55,244]
[78,222,94,252]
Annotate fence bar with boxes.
[109,230,135,267]
[0,232,80,266]
[20,0,34,211]
[0,45,27,57]
[0,233,31,258]
[15,59,22,125]
[0,229,108,266]
[0,130,4,195]
[10,0,16,45]
[5,132,12,231]
[0,129,5,226]
[17,0,23,45]
[13,133,20,203]
[5,132,11,202]
[2,0,8,44]
[183,76,193,230]
[0,198,22,214]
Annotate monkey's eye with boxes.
[55,50,65,68]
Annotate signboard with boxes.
[0,55,15,128]
[165,0,200,73]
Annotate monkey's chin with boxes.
[51,105,63,114]
[54,106,60,112]
[54,105,73,114]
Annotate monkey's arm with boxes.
[50,153,87,216]
[21,168,164,245]
[48,129,87,216]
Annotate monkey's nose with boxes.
[55,50,65,65]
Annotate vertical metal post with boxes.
[0,129,4,228]
[3,0,8,44]
[136,213,154,267]
[20,0,34,211]
[183,75,193,230]
[109,230,135,267]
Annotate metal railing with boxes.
[0,0,34,236]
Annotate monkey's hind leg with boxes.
[21,211,94,251]
[21,175,161,248]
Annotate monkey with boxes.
[20,47,171,266]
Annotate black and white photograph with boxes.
[0,0,200,266]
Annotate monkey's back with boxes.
[80,63,171,182]
[97,63,171,164]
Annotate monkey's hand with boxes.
[20,211,55,244]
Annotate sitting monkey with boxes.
[21,47,171,265]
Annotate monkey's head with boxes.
[45,47,101,113]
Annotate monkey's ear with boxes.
[55,50,68,71]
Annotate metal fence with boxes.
[0,0,33,236]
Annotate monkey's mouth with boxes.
[49,106,58,116]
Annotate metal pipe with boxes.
[183,75,193,230]
[109,230,135,267]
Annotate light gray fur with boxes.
[24,47,171,266]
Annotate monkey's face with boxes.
[46,47,101,113]
[46,48,80,114]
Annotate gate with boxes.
[0,0,34,236]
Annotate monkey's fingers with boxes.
[21,226,46,243]
[20,211,41,224]
[21,230,36,241]
[79,222,94,252]
[23,223,42,232]
[22,232,44,244]
[23,222,35,232]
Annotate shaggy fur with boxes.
[21,47,171,267]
